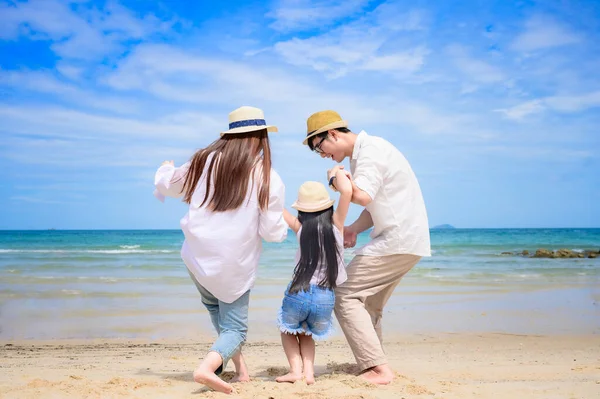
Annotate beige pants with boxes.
[334,254,421,371]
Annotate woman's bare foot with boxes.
[304,372,315,385]
[193,368,233,394]
[276,372,303,383]
[359,364,394,385]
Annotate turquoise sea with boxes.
[1,229,599,340]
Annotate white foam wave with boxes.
[119,245,141,249]
[0,249,176,254]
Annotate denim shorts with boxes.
[277,284,335,340]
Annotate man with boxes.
[303,110,431,384]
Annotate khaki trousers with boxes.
[334,254,421,371]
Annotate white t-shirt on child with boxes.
[294,226,347,287]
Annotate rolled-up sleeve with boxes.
[153,162,190,202]
[352,144,383,200]
[259,169,288,242]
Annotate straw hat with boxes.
[221,106,278,136]
[291,181,335,212]
[303,110,348,145]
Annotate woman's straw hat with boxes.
[303,110,348,145]
[292,181,335,212]
[221,106,278,136]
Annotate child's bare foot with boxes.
[304,372,315,385]
[276,372,303,383]
[230,373,250,383]
[193,368,233,394]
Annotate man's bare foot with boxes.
[359,364,394,385]
[276,372,303,383]
[230,373,250,383]
[304,372,315,385]
[193,368,233,394]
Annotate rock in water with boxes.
[533,249,554,258]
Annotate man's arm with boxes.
[349,208,373,233]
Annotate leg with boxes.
[364,278,403,345]
[334,255,421,384]
[298,334,316,384]
[193,351,233,394]
[193,288,250,393]
[230,350,249,383]
[276,333,303,383]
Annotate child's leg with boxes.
[298,334,316,384]
[230,350,250,383]
[276,333,303,383]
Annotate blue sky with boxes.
[0,0,598,229]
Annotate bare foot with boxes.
[230,373,250,383]
[304,372,315,385]
[360,365,394,385]
[193,368,233,394]
[276,372,303,383]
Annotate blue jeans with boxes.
[278,284,335,340]
[189,271,249,375]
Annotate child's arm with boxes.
[283,209,301,234]
[154,161,190,202]
[332,169,352,233]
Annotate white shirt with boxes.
[350,131,431,257]
[154,158,288,303]
[294,226,347,287]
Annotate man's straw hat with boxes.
[303,110,348,145]
[221,106,278,136]
[291,181,335,212]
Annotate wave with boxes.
[0,249,176,254]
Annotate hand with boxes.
[161,160,174,167]
[327,164,345,180]
[334,170,352,195]
[343,225,358,248]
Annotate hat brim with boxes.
[291,199,335,213]
[221,125,278,136]
[302,120,348,145]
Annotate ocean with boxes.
[1,229,599,340]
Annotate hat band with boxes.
[229,119,266,129]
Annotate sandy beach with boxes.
[1,333,599,399]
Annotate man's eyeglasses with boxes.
[313,135,327,154]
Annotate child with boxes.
[276,170,352,384]
[154,106,287,394]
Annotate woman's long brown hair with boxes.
[180,129,271,211]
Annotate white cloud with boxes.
[545,91,600,112]
[267,0,371,32]
[511,15,582,53]
[446,44,505,84]
[497,91,600,120]
[273,5,426,77]
[495,100,545,120]
[0,0,177,60]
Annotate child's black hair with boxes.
[288,206,340,294]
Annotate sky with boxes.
[0,0,598,230]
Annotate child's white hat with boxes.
[292,181,335,212]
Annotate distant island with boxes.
[432,224,456,229]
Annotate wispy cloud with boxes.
[496,91,600,120]
[267,0,371,32]
[511,15,582,53]
[0,0,180,60]
[273,6,426,77]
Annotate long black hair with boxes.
[288,207,340,294]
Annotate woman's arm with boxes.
[153,161,190,202]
